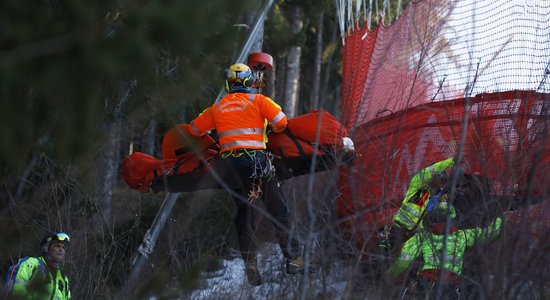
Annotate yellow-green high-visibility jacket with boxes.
[388,217,502,277]
[11,256,71,300]
[393,157,455,230]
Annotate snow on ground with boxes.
[189,243,349,300]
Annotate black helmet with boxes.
[426,201,457,224]
[41,232,70,254]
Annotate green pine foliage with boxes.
[0,0,257,170]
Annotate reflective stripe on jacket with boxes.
[393,158,455,230]
[189,92,287,152]
[388,217,502,277]
[13,256,71,300]
[394,200,425,230]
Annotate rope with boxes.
[250,150,275,181]
[249,150,276,203]
[220,149,275,203]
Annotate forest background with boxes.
[1,0,496,298]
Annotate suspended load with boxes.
[267,109,354,179]
[122,124,220,193]
[122,110,355,193]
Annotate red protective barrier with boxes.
[338,0,550,249]
[504,199,550,241]
[337,91,550,248]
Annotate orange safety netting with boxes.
[337,0,550,246]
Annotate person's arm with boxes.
[431,157,455,173]
[65,274,71,299]
[463,216,503,246]
[189,107,215,137]
[387,234,421,277]
[414,158,454,188]
[12,258,39,297]
[257,95,287,133]
[402,158,454,204]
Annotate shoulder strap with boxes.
[283,128,307,157]
[3,257,34,297]
[28,257,48,283]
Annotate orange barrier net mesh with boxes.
[337,0,550,243]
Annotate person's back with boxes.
[188,63,301,286]
[189,63,286,154]
[400,218,502,275]
[388,202,502,298]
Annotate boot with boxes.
[244,261,262,286]
[285,257,315,274]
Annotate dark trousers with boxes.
[416,277,463,300]
[379,222,413,262]
[215,151,298,265]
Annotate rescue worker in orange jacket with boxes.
[189,63,302,285]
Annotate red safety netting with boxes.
[337,0,550,247]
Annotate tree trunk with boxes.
[95,82,135,220]
[141,118,156,156]
[267,60,277,100]
[283,6,304,118]
[247,13,264,54]
[95,121,120,220]
[311,12,324,110]
[247,11,265,94]
[276,57,286,105]
[322,13,339,116]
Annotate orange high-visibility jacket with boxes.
[189,92,287,153]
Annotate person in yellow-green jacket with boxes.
[387,201,502,299]
[380,157,455,258]
[3,232,71,300]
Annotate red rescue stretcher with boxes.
[123,110,355,193]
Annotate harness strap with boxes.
[221,149,261,158]
[282,128,307,157]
